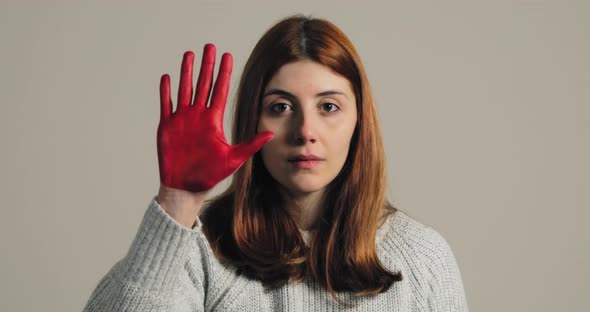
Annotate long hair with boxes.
[200,14,402,305]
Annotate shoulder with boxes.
[378,210,450,250]
[376,210,462,283]
[377,210,469,310]
[378,210,457,262]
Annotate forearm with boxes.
[84,197,205,311]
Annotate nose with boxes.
[292,109,316,145]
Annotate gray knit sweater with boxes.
[83,196,468,311]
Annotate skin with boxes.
[257,60,358,230]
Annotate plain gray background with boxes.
[1,1,588,311]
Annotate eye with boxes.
[321,103,340,112]
[270,103,292,113]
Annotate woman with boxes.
[84,15,468,311]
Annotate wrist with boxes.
[156,184,209,228]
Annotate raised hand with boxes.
[157,44,273,193]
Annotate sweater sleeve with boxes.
[83,196,206,312]
[422,227,469,312]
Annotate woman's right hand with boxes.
[157,44,274,195]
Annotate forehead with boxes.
[264,60,353,95]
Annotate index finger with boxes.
[209,52,233,125]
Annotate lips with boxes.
[288,154,323,161]
[287,154,324,169]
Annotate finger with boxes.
[159,74,172,120]
[230,131,274,165]
[177,51,194,111]
[209,52,233,125]
[193,43,216,109]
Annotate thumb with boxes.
[230,131,274,164]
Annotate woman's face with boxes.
[257,60,357,197]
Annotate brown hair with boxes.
[200,14,402,305]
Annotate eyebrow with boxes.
[262,88,349,100]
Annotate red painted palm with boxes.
[157,44,273,192]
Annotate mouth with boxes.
[287,154,324,169]
[288,159,323,169]
[287,154,323,161]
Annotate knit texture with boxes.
[83,196,469,311]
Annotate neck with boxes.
[279,187,326,231]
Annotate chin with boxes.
[282,180,327,195]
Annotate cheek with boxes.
[257,115,280,131]
[259,117,290,147]
[258,118,287,145]
[331,122,356,161]
[333,136,352,162]
[257,120,277,156]
[260,139,281,167]
[332,115,356,140]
